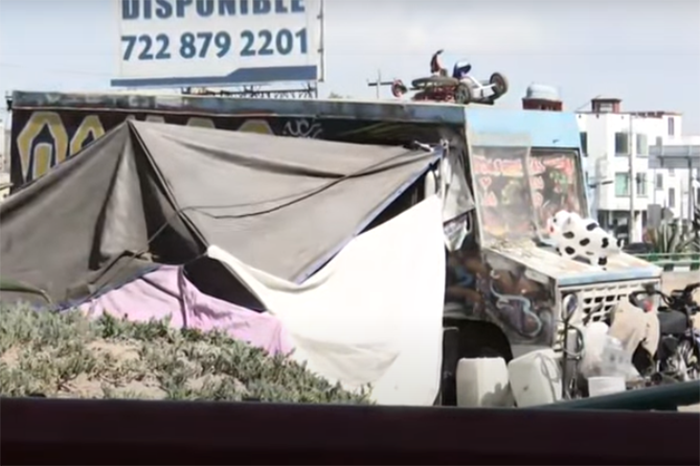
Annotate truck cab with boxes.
[443,109,662,388]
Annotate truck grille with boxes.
[554,278,660,351]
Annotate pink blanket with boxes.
[79,265,293,356]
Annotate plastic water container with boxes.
[588,376,626,397]
[455,357,513,408]
[507,349,563,407]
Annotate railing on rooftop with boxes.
[633,252,700,271]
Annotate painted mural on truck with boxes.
[445,245,557,347]
[9,109,460,187]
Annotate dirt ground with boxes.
[660,271,700,295]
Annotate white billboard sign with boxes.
[111,0,322,87]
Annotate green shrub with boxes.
[0,303,372,404]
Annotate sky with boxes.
[1,0,699,132]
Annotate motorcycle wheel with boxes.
[673,339,699,381]
[489,72,509,98]
[454,83,472,105]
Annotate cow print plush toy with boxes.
[547,210,622,268]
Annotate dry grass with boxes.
[0,303,372,404]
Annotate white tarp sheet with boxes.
[207,196,446,406]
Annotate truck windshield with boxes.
[530,149,586,236]
[471,146,586,244]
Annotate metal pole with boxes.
[366,70,393,100]
[318,0,325,82]
[688,157,694,222]
[628,116,637,242]
[376,69,381,99]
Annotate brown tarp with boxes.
[0,121,438,304]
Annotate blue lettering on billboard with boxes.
[120,29,308,61]
[121,0,306,20]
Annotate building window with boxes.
[655,136,663,146]
[615,173,630,197]
[580,132,588,156]
[636,173,648,197]
[597,102,615,113]
[636,134,648,156]
[615,132,629,156]
[669,168,675,176]
[655,173,663,190]
[668,117,675,136]
[668,187,676,208]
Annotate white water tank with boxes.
[525,84,560,101]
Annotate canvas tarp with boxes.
[0,120,439,304]
[207,196,447,406]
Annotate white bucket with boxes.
[587,376,626,397]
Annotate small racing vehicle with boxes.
[391,50,508,105]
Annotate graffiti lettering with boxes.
[472,156,523,177]
[282,118,323,138]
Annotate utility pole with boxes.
[628,115,637,243]
[366,69,394,100]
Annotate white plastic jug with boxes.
[455,357,513,408]
[588,376,626,397]
[508,348,563,407]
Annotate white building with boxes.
[0,119,4,171]
[576,97,699,241]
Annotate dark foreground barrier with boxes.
[540,380,700,411]
[1,397,698,465]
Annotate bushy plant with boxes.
[646,222,700,254]
[0,303,372,404]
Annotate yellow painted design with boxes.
[186,117,216,128]
[17,112,68,182]
[237,119,274,135]
[33,143,53,180]
[69,115,105,157]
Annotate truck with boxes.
[6,90,662,403]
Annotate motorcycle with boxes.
[629,283,700,383]
[391,50,508,105]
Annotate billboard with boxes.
[111,0,322,87]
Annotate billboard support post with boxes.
[318,0,325,83]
